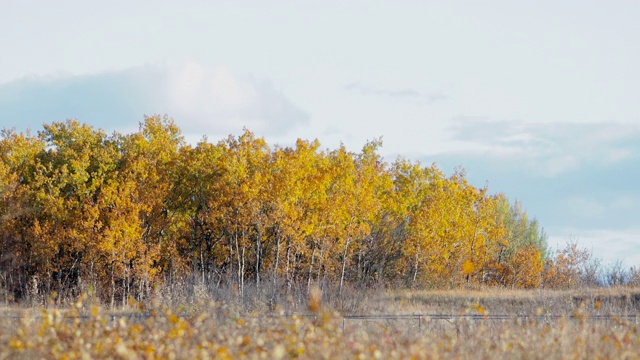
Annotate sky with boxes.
[2,0,640,266]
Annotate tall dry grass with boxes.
[1,293,640,359]
[1,281,640,359]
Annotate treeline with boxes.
[0,116,554,304]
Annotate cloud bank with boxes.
[548,228,640,266]
[424,117,640,237]
[447,117,640,176]
[0,62,309,137]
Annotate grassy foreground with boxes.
[1,288,640,359]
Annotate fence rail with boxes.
[340,313,640,321]
[272,313,640,331]
[0,312,638,323]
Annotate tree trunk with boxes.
[200,240,205,284]
[285,237,291,293]
[339,238,350,297]
[229,233,234,283]
[273,232,280,280]
[412,253,420,285]
[110,260,115,309]
[240,247,245,299]
[307,246,316,290]
[255,227,261,290]
[234,230,242,298]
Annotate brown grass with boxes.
[1,286,640,359]
[380,287,640,315]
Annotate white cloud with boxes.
[169,63,247,110]
[549,228,640,267]
[0,62,309,138]
[164,62,309,136]
[445,117,640,176]
[427,120,640,236]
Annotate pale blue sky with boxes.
[2,1,640,265]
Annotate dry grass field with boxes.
[1,287,640,359]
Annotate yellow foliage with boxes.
[462,260,475,276]
[0,117,557,302]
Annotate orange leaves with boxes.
[542,241,592,289]
[393,160,508,287]
[511,246,543,289]
[0,117,554,302]
[462,260,476,276]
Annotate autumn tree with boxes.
[0,128,46,298]
[391,158,436,286]
[269,139,334,291]
[0,117,564,303]
[109,115,186,303]
[510,246,544,288]
[496,196,548,261]
[543,241,592,289]
[171,139,225,284]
